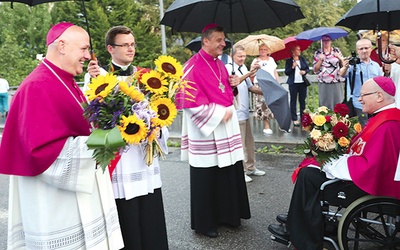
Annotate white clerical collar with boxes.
[112,60,131,71]
[374,103,396,114]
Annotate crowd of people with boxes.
[0,20,399,250]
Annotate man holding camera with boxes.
[339,38,382,127]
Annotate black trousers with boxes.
[190,161,251,234]
[115,188,168,250]
[287,167,328,250]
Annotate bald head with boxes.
[46,25,91,76]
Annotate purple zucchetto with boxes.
[202,23,219,33]
[46,22,75,46]
[373,76,396,96]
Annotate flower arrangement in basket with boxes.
[83,55,195,171]
[295,103,362,168]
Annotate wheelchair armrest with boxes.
[320,179,342,191]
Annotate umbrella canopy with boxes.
[235,34,285,56]
[160,0,305,33]
[185,36,232,52]
[336,0,400,31]
[256,69,291,132]
[358,30,400,45]
[270,36,313,61]
[296,27,348,41]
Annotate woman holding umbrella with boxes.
[313,35,345,109]
[284,45,310,127]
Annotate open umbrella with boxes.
[336,0,400,63]
[160,0,304,34]
[270,36,313,61]
[185,36,232,52]
[256,69,291,132]
[235,34,284,56]
[296,27,348,41]
[336,0,400,31]
[358,30,400,45]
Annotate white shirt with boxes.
[226,63,252,121]
[0,78,9,93]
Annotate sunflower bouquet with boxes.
[295,103,362,168]
[83,55,193,171]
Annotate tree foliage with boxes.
[0,0,362,86]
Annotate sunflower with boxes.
[150,98,177,127]
[140,70,168,95]
[85,73,118,101]
[155,55,183,80]
[118,115,148,144]
[119,81,145,102]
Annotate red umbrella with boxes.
[270,36,312,61]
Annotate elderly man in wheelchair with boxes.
[268,76,400,250]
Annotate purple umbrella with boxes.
[296,27,348,41]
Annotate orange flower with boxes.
[354,123,362,133]
[338,137,350,147]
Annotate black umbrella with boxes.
[160,0,304,34]
[256,69,291,132]
[336,0,400,64]
[3,0,94,59]
[185,36,232,52]
[336,0,400,31]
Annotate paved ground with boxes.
[0,147,307,249]
[0,98,313,249]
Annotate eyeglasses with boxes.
[357,46,371,51]
[110,43,137,49]
[358,91,378,98]
[322,39,331,42]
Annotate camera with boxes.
[348,51,360,65]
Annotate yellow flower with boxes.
[318,106,329,113]
[338,137,350,147]
[119,80,145,102]
[310,128,322,140]
[141,70,168,95]
[150,98,177,127]
[313,115,327,126]
[118,115,148,144]
[354,123,362,133]
[155,55,183,80]
[85,73,117,101]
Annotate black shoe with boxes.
[268,224,289,240]
[203,228,218,238]
[276,213,288,224]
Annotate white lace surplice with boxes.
[7,136,124,250]
[111,127,169,200]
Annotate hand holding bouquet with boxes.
[83,55,194,171]
[295,103,362,168]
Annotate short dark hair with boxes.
[201,25,224,45]
[105,26,134,48]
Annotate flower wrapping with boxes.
[83,55,194,172]
[295,103,361,169]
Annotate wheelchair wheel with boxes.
[338,195,400,250]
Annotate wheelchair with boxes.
[271,178,400,250]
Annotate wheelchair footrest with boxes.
[270,234,291,247]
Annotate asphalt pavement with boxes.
[0,147,304,249]
[0,107,310,249]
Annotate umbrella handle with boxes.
[90,50,97,61]
[377,32,396,64]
